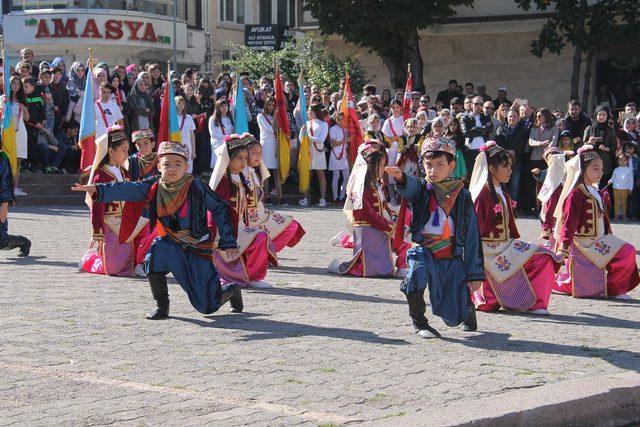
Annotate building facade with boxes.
[1,0,211,71]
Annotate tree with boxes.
[303,0,473,92]
[219,35,370,94]
[515,0,640,110]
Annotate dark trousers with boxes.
[406,289,430,330]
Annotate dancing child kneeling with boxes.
[386,138,485,339]
[72,141,243,320]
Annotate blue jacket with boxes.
[0,152,15,204]
[396,174,485,282]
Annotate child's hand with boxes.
[219,248,240,262]
[49,145,59,152]
[467,281,482,292]
[71,183,97,195]
[385,166,403,180]
[89,235,104,248]
[531,168,541,176]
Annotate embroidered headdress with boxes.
[157,141,189,160]
[469,140,509,201]
[132,129,155,143]
[421,136,456,157]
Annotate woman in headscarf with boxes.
[66,61,86,123]
[617,116,639,146]
[93,67,108,101]
[51,57,67,84]
[127,76,155,132]
[583,106,617,187]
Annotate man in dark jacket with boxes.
[461,96,494,170]
[495,109,529,202]
[436,79,462,109]
[50,67,69,132]
[565,100,591,148]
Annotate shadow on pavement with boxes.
[172,313,410,346]
[248,286,405,305]
[443,332,640,372]
[528,312,640,330]
[1,256,80,269]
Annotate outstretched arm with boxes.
[72,179,155,203]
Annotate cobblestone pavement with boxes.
[1,206,639,426]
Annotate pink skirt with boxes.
[554,243,639,297]
[474,253,556,311]
[81,227,135,277]
[214,231,277,286]
[271,220,306,252]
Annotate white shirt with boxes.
[422,205,455,235]
[610,166,634,191]
[105,165,124,182]
[469,114,485,150]
[95,100,123,138]
[495,185,507,205]
[587,185,604,211]
[382,115,405,139]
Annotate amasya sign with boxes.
[27,18,171,44]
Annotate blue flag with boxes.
[234,86,249,134]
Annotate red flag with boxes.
[156,80,170,144]
[393,199,408,249]
[402,68,413,120]
[340,75,363,164]
[274,71,291,181]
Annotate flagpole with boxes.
[87,47,97,185]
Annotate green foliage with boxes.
[218,35,370,94]
[303,0,473,61]
[515,0,640,57]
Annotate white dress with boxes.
[328,125,349,171]
[303,119,328,171]
[0,97,28,159]
[179,114,196,173]
[209,116,234,168]
[382,115,404,182]
[258,113,278,169]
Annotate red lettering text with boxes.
[105,19,123,40]
[141,23,157,42]
[81,19,102,38]
[52,18,77,38]
[35,20,51,38]
[124,21,143,40]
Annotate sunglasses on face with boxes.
[473,102,483,106]
[412,97,420,100]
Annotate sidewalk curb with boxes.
[370,372,640,426]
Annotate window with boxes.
[220,0,245,24]
[260,0,295,26]
[259,0,272,24]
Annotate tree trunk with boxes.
[381,55,404,90]
[402,28,425,93]
[581,51,594,112]
[570,46,582,100]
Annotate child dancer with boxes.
[554,146,639,299]
[328,142,410,278]
[73,141,243,319]
[124,129,159,266]
[397,118,423,178]
[126,129,158,181]
[387,138,484,339]
[469,141,560,315]
[209,133,277,288]
[245,139,306,252]
[536,147,568,247]
[80,126,149,276]
[329,112,350,204]
[0,150,31,257]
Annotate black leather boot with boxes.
[462,304,478,332]
[1,235,31,257]
[145,273,170,320]
[219,283,243,313]
[406,290,441,339]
